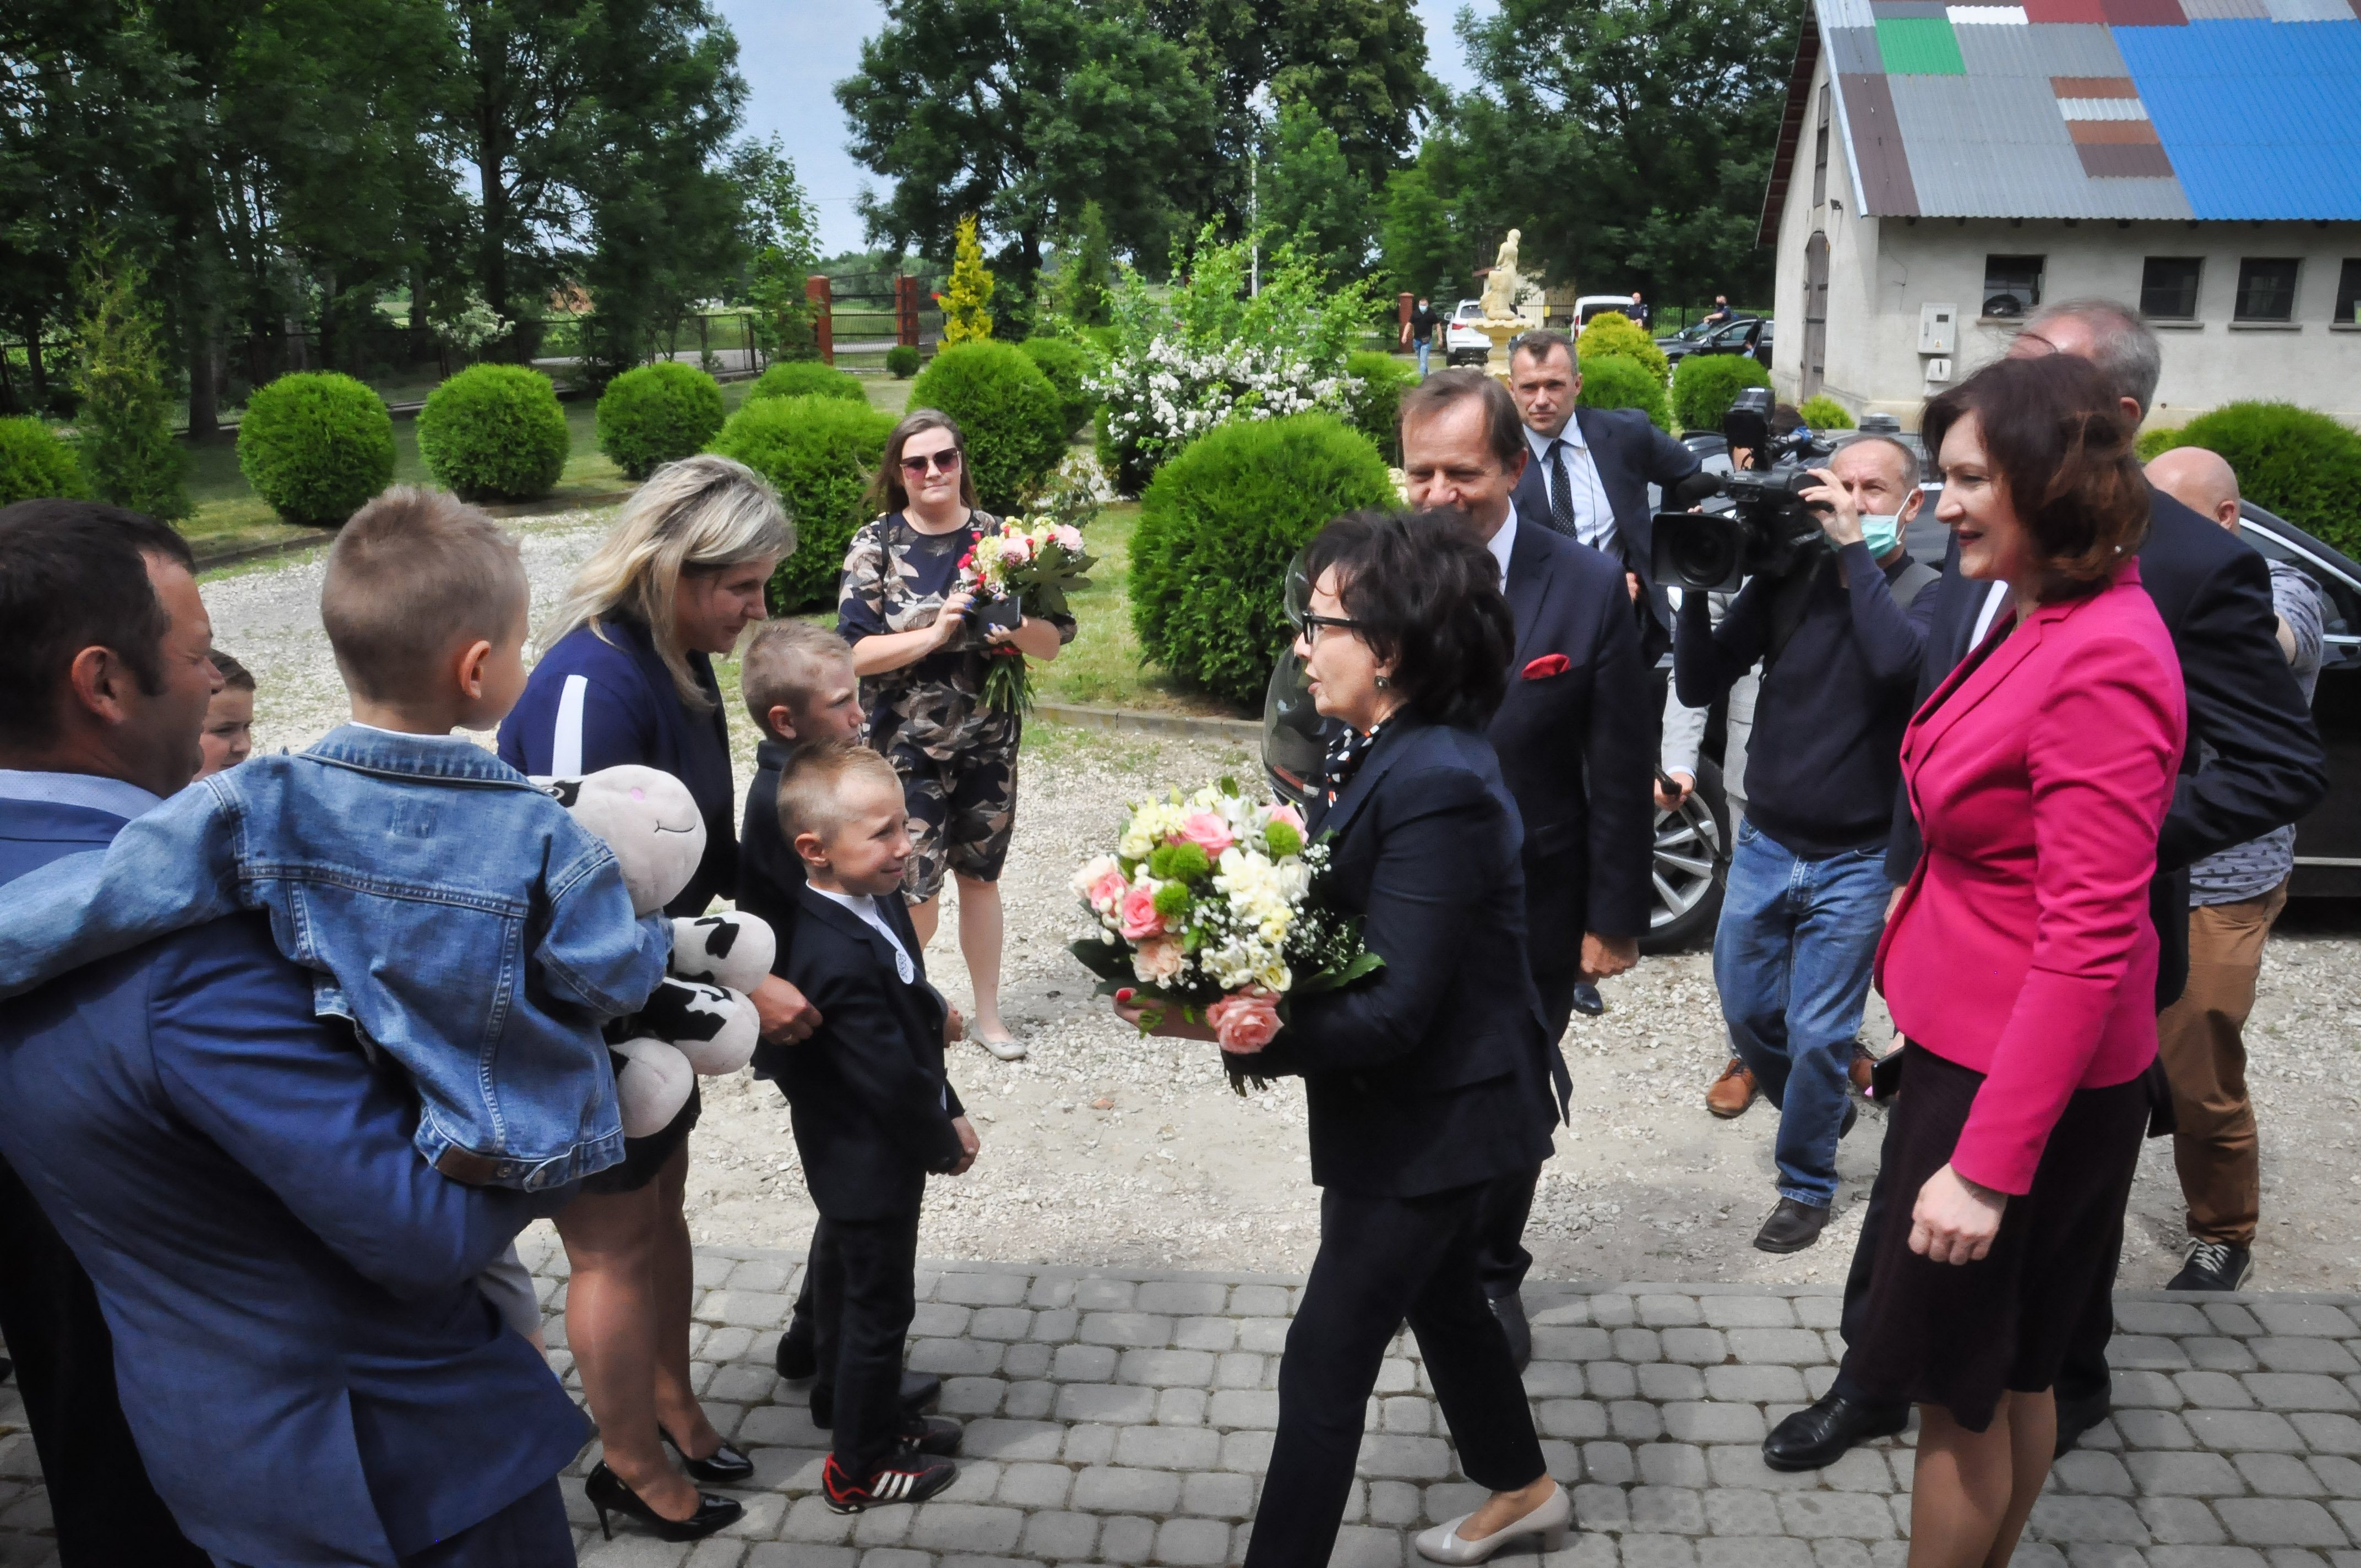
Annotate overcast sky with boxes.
[714,0,1494,256]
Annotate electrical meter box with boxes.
[1919,303,1958,355]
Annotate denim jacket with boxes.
[0,726,670,1189]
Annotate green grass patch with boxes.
[1026,501,1253,719]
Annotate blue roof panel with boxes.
[2114,19,2361,217]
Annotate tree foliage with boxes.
[731,134,823,362]
[1428,0,1796,305]
[1259,99,1373,284]
[73,234,187,519]
[1379,165,1461,304]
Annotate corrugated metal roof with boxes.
[1803,0,2361,218]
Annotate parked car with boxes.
[1575,295,1644,328]
[2239,501,2361,896]
[1662,314,1773,372]
[1445,299,1494,366]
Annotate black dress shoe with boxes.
[809,1370,945,1429]
[659,1428,755,1485]
[1763,1393,1910,1471]
[2053,1388,2111,1457]
[775,1311,816,1381]
[1754,1197,1831,1254]
[1570,983,1606,1017]
[583,1462,744,1542]
[1490,1292,1533,1373]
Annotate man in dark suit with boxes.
[1399,369,1656,1365]
[1765,300,2330,1472]
[0,500,585,1566]
[1505,331,1703,665]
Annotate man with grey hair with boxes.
[1768,300,2329,1473]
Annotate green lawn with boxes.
[1025,501,1248,719]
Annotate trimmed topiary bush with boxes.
[596,363,726,480]
[1575,311,1669,385]
[1018,336,1096,437]
[2156,401,2361,558]
[708,393,896,612]
[906,340,1068,513]
[1579,355,1673,434]
[0,417,91,505]
[235,372,395,524]
[1796,393,1856,432]
[885,344,922,378]
[416,364,568,501]
[2136,425,2180,463]
[749,361,868,405]
[1342,351,1419,465]
[1672,353,1773,436]
[1129,412,1397,707]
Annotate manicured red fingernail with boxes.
[1116,989,1134,1002]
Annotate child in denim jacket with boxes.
[0,489,669,1203]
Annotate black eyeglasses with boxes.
[900,449,962,477]
[1297,614,1364,644]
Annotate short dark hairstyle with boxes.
[0,499,197,749]
[1300,509,1513,729]
[1397,369,1524,471]
[1508,330,1574,373]
[1922,353,2147,596]
[207,649,255,692]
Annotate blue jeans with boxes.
[1415,339,1431,377]
[1712,819,1890,1207]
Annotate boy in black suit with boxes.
[775,742,976,1512]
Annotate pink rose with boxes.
[1054,524,1086,554]
[1118,883,1167,941]
[1086,867,1128,914]
[1133,935,1185,986]
[1209,990,1282,1054]
[1174,809,1234,859]
[1002,534,1033,563]
[1267,803,1305,834]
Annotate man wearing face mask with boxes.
[1674,435,1940,1254]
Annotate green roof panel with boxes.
[1875,16,1968,73]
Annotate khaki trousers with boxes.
[2155,880,2288,1248]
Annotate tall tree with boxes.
[1430,0,1794,306]
[1259,98,1373,284]
[836,0,1218,286]
[731,134,823,360]
[1378,165,1460,303]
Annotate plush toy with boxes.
[537,766,776,1137]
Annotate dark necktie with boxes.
[1547,439,1577,538]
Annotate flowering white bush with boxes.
[1092,335,1352,477]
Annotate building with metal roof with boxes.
[1761,0,2361,426]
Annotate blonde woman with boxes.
[498,455,807,1540]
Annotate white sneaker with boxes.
[1413,1480,1571,1563]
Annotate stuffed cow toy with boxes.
[538,766,778,1137]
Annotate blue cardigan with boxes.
[0,798,586,1566]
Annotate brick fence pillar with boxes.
[895,276,920,349]
[807,275,833,364]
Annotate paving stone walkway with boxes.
[3,1236,2360,1566]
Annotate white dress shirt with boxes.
[810,885,917,984]
[1485,503,1521,591]
[1524,419,1615,555]
[1970,580,2011,649]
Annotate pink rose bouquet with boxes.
[959,516,1097,715]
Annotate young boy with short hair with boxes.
[197,649,255,777]
[737,617,868,945]
[774,741,976,1512]
[0,486,668,1202]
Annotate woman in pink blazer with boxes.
[1852,354,2185,1568]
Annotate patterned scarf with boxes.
[1320,720,1386,809]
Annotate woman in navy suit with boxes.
[1121,510,1570,1564]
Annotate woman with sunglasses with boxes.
[836,410,1073,1060]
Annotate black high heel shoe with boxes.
[659,1427,755,1485]
[584,1461,744,1541]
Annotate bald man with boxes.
[2140,446,2326,1293]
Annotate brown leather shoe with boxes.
[1848,1045,1875,1096]
[1706,1058,1758,1118]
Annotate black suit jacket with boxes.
[1239,721,1560,1198]
[769,884,964,1220]
[1888,485,2328,1006]
[1488,515,1655,959]
[1511,405,1703,662]
[737,738,806,967]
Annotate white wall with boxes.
[1771,40,2361,431]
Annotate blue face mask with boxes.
[1859,513,1903,558]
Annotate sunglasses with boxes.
[900,448,962,478]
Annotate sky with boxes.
[712,0,1494,256]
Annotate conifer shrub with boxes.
[1018,335,1096,437]
[1575,311,1669,385]
[749,361,867,404]
[708,393,895,612]
[236,372,397,524]
[885,344,922,378]
[906,341,1067,513]
[1577,355,1673,434]
[0,417,91,506]
[2156,401,2361,558]
[416,364,569,501]
[595,363,726,480]
[1342,351,1419,464]
[1672,353,1774,435]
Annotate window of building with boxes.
[1982,255,2044,318]
[2336,259,2361,326]
[2140,257,2202,320]
[2234,258,2300,323]
[1811,85,1830,209]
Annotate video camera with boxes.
[1650,388,1837,592]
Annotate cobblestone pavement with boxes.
[4,1233,2360,1566]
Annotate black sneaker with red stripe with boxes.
[821,1446,959,1513]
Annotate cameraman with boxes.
[1674,435,1939,1253]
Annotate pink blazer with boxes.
[1877,563,2185,1194]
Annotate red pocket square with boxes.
[1521,654,1571,679]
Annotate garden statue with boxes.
[1479,230,1524,321]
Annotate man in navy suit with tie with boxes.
[1506,331,1703,666]
[0,500,586,1567]
[1399,371,1655,1366]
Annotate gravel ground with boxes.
[205,511,2361,1294]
